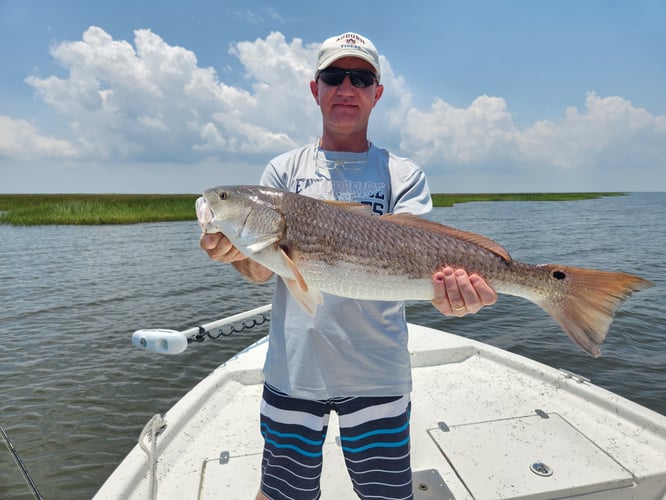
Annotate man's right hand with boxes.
[200,233,274,283]
[199,233,248,263]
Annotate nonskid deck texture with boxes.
[95,325,666,499]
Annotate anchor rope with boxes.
[138,414,166,500]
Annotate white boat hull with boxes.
[95,322,666,499]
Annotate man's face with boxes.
[310,56,384,136]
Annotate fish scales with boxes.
[198,185,654,357]
[279,191,502,280]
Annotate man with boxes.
[201,32,497,500]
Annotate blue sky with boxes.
[1,0,665,193]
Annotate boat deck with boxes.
[95,324,666,499]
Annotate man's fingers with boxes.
[444,268,466,312]
[432,270,447,302]
[454,269,483,313]
[200,232,222,250]
[199,233,247,263]
[470,274,498,306]
[431,268,497,317]
[432,267,465,317]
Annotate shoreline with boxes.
[0,192,625,226]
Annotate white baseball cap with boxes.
[315,32,381,82]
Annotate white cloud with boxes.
[20,27,428,166]
[228,31,320,143]
[17,27,666,191]
[25,27,315,161]
[0,115,78,160]
[518,93,666,169]
[400,92,666,176]
[400,95,519,166]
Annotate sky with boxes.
[1,0,665,193]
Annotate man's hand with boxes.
[200,232,274,283]
[200,233,247,263]
[432,267,497,317]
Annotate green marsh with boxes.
[430,192,624,207]
[0,194,198,225]
[0,192,624,226]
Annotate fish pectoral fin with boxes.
[245,235,281,253]
[278,247,323,316]
[382,213,512,263]
[284,278,324,316]
[279,247,309,292]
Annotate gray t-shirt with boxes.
[259,142,432,399]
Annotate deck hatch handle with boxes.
[437,421,450,432]
[530,461,553,477]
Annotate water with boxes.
[1,193,664,499]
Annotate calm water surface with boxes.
[1,193,664,498]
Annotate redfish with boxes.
[197,185,654,357]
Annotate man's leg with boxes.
[336,395,413,500]
[258,384,330,500]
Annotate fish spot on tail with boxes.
[552,270,566,280]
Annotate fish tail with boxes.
[536,264,654,357]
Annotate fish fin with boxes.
[382,213,512,263]
[536,264,654,357]
[283,278,324,316]
[245,235,281,253]
[322,200,374,215]
[278,247,323,315]
[279,247,309,292]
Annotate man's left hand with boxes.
[432,267,497,317]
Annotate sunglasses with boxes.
[316,67,377,88]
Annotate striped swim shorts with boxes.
[259,383,413,500]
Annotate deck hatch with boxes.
[428,413,634,499]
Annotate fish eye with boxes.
[219,192,228,200]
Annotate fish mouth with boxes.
[195,196,217,233]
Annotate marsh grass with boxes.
[431,192,623,207]
[0,194,198,225]
[0,192,624,226]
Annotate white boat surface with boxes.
[95,305,666,499]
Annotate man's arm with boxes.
[199,233,274,283]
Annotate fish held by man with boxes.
[196,185,654,358]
